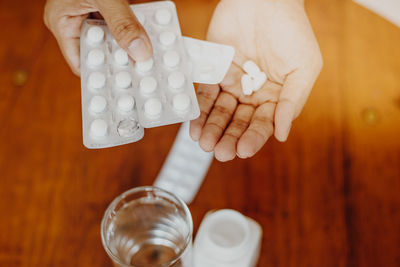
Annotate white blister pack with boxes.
[81,20,145,149]
[80,1,235,149]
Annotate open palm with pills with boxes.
[190,0,323,161]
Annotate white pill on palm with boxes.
[114,48,129,66]
[87,49,105,67]
[253,72,267,92]
[117,95,135,112]
[89,95,107,113]
[243,60,261,77]
[115,71,132,89]
[163,51,180,68]
[87,26,104,45]
[88,72,106,90]
[140,76,158,95]
[241,74,254,96]
[90,119,108,138]
[144,98,162,118]
[155,9,172,25]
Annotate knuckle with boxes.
[213,105,231,117]
[198,90,216,102]
[253,116,273,128]
[231,118,248,130]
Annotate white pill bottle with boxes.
[193,209,262,267]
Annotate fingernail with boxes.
[128,38,151,62]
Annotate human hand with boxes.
[190,0,323,161]
[44,0,153,76]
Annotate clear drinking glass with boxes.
[101,186,193,267]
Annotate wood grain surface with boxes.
[0,0,399,266]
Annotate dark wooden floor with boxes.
[0,0,399,266]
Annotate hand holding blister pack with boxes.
[80,1,235,149]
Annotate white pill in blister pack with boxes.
[117,95,135,113]
[144,98,162,118]
[87,49,105,67]
[140,76,158,95]
[90,119,108,138]
[115,71,132,89]
[155,8,172,25]
[86,26,104,45]
[88,72,106,90]
[89,95,107,113]
[163,50,180,68]
[173,93,190,112]
[159,31,176,46]
[114,48,129,66]
[168,71,185,91]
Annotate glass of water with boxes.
[101,186,193,267]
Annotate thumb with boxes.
[95,0,153,62]
[274,69,316,142]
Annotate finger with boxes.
[56,36,81,76]
[237,102,275,159]
[190,84,219,141]
[274,68,319,142]
[214,104,254,162]
[199,92,238,152]
[95,0,153,62]
[47,14,86,76]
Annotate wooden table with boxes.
[0,0,399,266]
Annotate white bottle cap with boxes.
[159,31,176,46]
[163,51,180,68]
[87,49,105,67]
[195,210,251,261]
[241,74,254,95]
[114,48,129,66]
[155,9,172,25]
[117,95,135,112]
[88,72,106,90]
[87,26,104,45]
[136,58,154,73]
[140,76,157,95]
[243,60,261,77]
[90,119,108,138]
[89,95,107,113]
[115,71,132,89]
[168,71,185,91]
[144,98,162,118]
[173,93,191,112]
